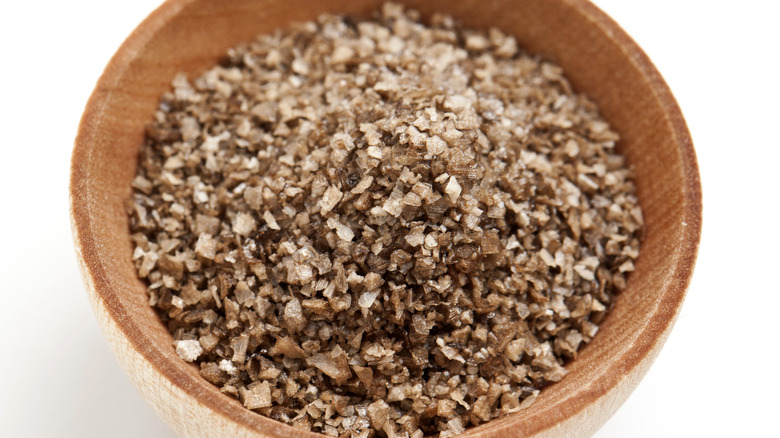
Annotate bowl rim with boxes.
[71,0,702,436]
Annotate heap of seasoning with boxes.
[128,4,643,437]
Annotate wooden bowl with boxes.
[70,0,701,436]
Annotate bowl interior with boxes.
[71,0,701,436]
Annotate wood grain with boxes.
[70,0,701,436]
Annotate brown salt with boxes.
[128,3,643,437]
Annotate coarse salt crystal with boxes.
[444,176,462,203]
[405,227,425,247]
[232,212,256,236]
[426,135,447,156]
[171,295,184,309]
[443,95,471,113]
[175,340,203,362]
[331,46,355,64]
[573,264,595,281]
[242,381,272,409]
[194,233,217,259]
[262,210,281,230]
[320,186,343,215]
[351,175,374,194]
[219,359,238,376]
[539,248,556,267]
[327,216,355,241]
[359,290,380,309]
[366,145,383,159]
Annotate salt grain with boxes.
[232,213,255,236]
[262,210,280,230]
[175,340,203,362]
[444,176,462,203]
[320,186,343,215]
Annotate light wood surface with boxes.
[70,0,702,436]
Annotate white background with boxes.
[0,1,777,436]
